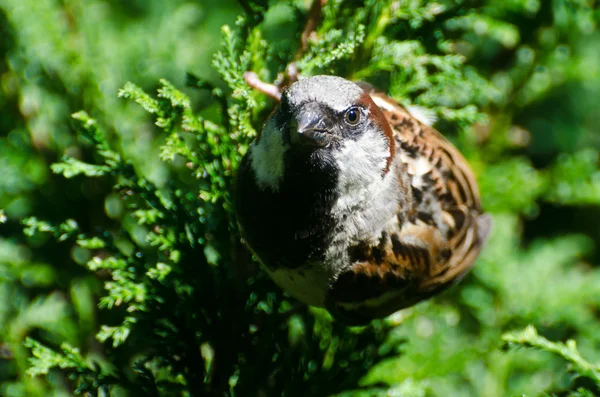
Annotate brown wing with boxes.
[326,85,491,325]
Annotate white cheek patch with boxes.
[333,129,390,206]
[249,118,289,191]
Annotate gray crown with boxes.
[284,75,364,113]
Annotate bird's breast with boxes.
[235,151,340,270]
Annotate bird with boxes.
[235,75,491,325]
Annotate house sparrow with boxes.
[235,75,491,325]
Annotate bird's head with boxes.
[248,75,396,191]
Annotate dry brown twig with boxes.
[243,0,328,101]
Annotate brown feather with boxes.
[326,85,490,323]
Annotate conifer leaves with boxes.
[23,85,197,354]
[547,149,600,205]
[503,326,600,389]
[213,24,253,102]
[22,218,79,242]
[305,0,492,130]
[296,25,366,74]
[15,1,600,396]
[21,215,149,348]
[479,149,600,217]
[50,111,122,179]
[25,338,113,394]
[21,72,248,390]
[50,158,111,178]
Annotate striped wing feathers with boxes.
[327,87,490,322]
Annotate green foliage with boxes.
[503,326,600,389]
[12,78,396,395]
[1,0,600,396]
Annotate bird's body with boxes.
[235,76,490,324]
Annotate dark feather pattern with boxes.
[325,84,490,323]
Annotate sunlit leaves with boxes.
[547,149,600,205]
[503,326,600,387]
[297,25,366,74]
[51,158,110,178]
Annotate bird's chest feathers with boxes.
[329,132,399,251]
[240,127,398,305]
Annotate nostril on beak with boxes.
[289,103,334,148]
[294,128,328,148]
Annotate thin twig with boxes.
[243,72,282,101]
[296,0,328,60]
[244,0,327,99]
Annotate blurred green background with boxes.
[1,0,600,396]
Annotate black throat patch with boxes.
[235,148,339,270]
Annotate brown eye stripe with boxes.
[357,92,396,175]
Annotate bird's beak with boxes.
[290,104,333,148]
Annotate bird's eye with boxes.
[344,108,361,125]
